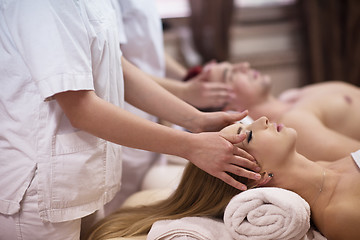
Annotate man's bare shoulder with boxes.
[278,88,301,103]
[280,109,321,127]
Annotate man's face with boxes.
[207,62,272,109]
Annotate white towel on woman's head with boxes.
[146,216,232,240]
[224,187,310,240]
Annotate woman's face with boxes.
[220,117,297,170]
[207,62,272,109]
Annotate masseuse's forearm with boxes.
[147,73,187,102]
[55,90,192,157]
[164,52,187,80]
[56,90,262,189]
[122,57,201,131]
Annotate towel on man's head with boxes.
[224,187,310,240]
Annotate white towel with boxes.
[301,228,327,240]
[146,216,232,240]
[224,187,311,240]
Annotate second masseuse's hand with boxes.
[184,130,261,191]
[183,69,235,109]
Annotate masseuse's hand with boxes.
[183,69,235,109]
[185,131,261,191]
[189,110,250,133]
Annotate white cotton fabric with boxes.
[146,187,326,240]
[224,187,311,240]
[147,217,232,240]
[119,0,165,77]
[351,149,360,169]
[105,0,167,210]
[0,0,124,222]
[301,228,327,240]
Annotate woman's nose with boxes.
[255,116,269,128]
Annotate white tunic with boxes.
[115,0,166,204]
[0,0,124,222]
[120,0,165,76]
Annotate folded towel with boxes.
[146,216,232,240]
[301,228,327,240]
[224,187,310,240]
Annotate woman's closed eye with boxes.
[237,126,243,135]
[236,126,252,143]
[247,130,253,143]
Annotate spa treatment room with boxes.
[1,0,359,239]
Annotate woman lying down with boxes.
[88,117,360,240]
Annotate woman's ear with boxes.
[256,172,273,187]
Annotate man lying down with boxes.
[185,61,360,162]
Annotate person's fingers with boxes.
[225,111,249,124]
[224,163,261,182]
[220,133,245,144]
[205,89,235,107]
[189,68,210,82]
[220,129,248,144]
[230,155,260,173]
[217,171,248,191]
[203,60,217,72]
[233,62,250,72]
[205,81,233,91]
[212,90,235,100]
[233,146,256,162]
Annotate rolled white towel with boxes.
[147,216,232,240]
[224,187,310,240]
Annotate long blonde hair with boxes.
[88,163,255,240]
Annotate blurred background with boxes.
[155,0,360,96]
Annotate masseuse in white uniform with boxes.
[107,0,168,210]
[110,0,239,210]
[0,0,260,238]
